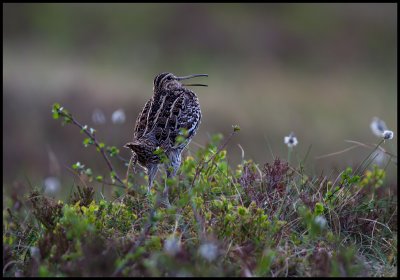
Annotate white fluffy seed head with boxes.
[164,236,181,256]
[383,130,394,140]
[44,176,61,195]
[111,109,126,124]
[199,242,218,262]
[370,117,387,137]
[314,215,327,229]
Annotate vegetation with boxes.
[2,104,397,277]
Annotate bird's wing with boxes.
[133,98,153,139]
[135,89,201,151]
[176,90,201,145]
[158,89,201,150]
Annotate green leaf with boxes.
[237,206,247,216]
[256,250,276,276]
[107,146,120,157]
[179,127,189,137]
[175,135,186,144]
[110,171,116,183]
[62,110,72,125]
[314,202,325,215]
[72,162,84,170]
[52,111,59,120]
[83,138,93,147]
[95,176,103,182]
[52,103,61,119]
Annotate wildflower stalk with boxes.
[287,147,292,165]
[284,132,298,165]
[353,139,385,176]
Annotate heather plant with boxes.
[2,104,397,277]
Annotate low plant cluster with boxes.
[2,104,397,277]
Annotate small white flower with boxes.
[284,132,298,148]
[164,236,181,256]
[92,108,106,124]
[89,128,96,135]
[382,130,394,140]
[30,246,41,260]
[199,242,218,262]
[370,117,387,137]
[314,215,327,229]
[111,109,126,124]
[44,176,61,195]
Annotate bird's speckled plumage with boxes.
[125,72,206,193]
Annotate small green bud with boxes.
[232,124,240,132]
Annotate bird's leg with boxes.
[163,165,175,192]
[162,166,173,208]
[146,164,158,194]
[162,152,182,207]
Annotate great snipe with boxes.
[124,72,207,202]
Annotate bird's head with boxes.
[153,72,208,92]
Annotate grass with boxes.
[2,104,397,277]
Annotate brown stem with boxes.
[60,111,126,187]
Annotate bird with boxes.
[124,72,207,204]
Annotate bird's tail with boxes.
[124,141,146,153]
[123,141,139,150]
[124,140,160,164]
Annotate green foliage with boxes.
[83,137,94,147]
[314,202,325,215]
[52,102,72,125]
[2,104,396,276]
[340,167,361,186]
[59,202,96,240]
[232,124,240,132]
[360,164,386,188]
[256,249,276,276]
[107,145,120,157]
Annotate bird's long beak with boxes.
[176,74,208,80]
[182,83,208,87]
[177,74,208,87]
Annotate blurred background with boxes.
[3,3,397,195]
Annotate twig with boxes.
[58,110,126,187]
[315,144,360,159]
[116,154,130,164]
[3,260,21,274]
[344,140,397,159]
